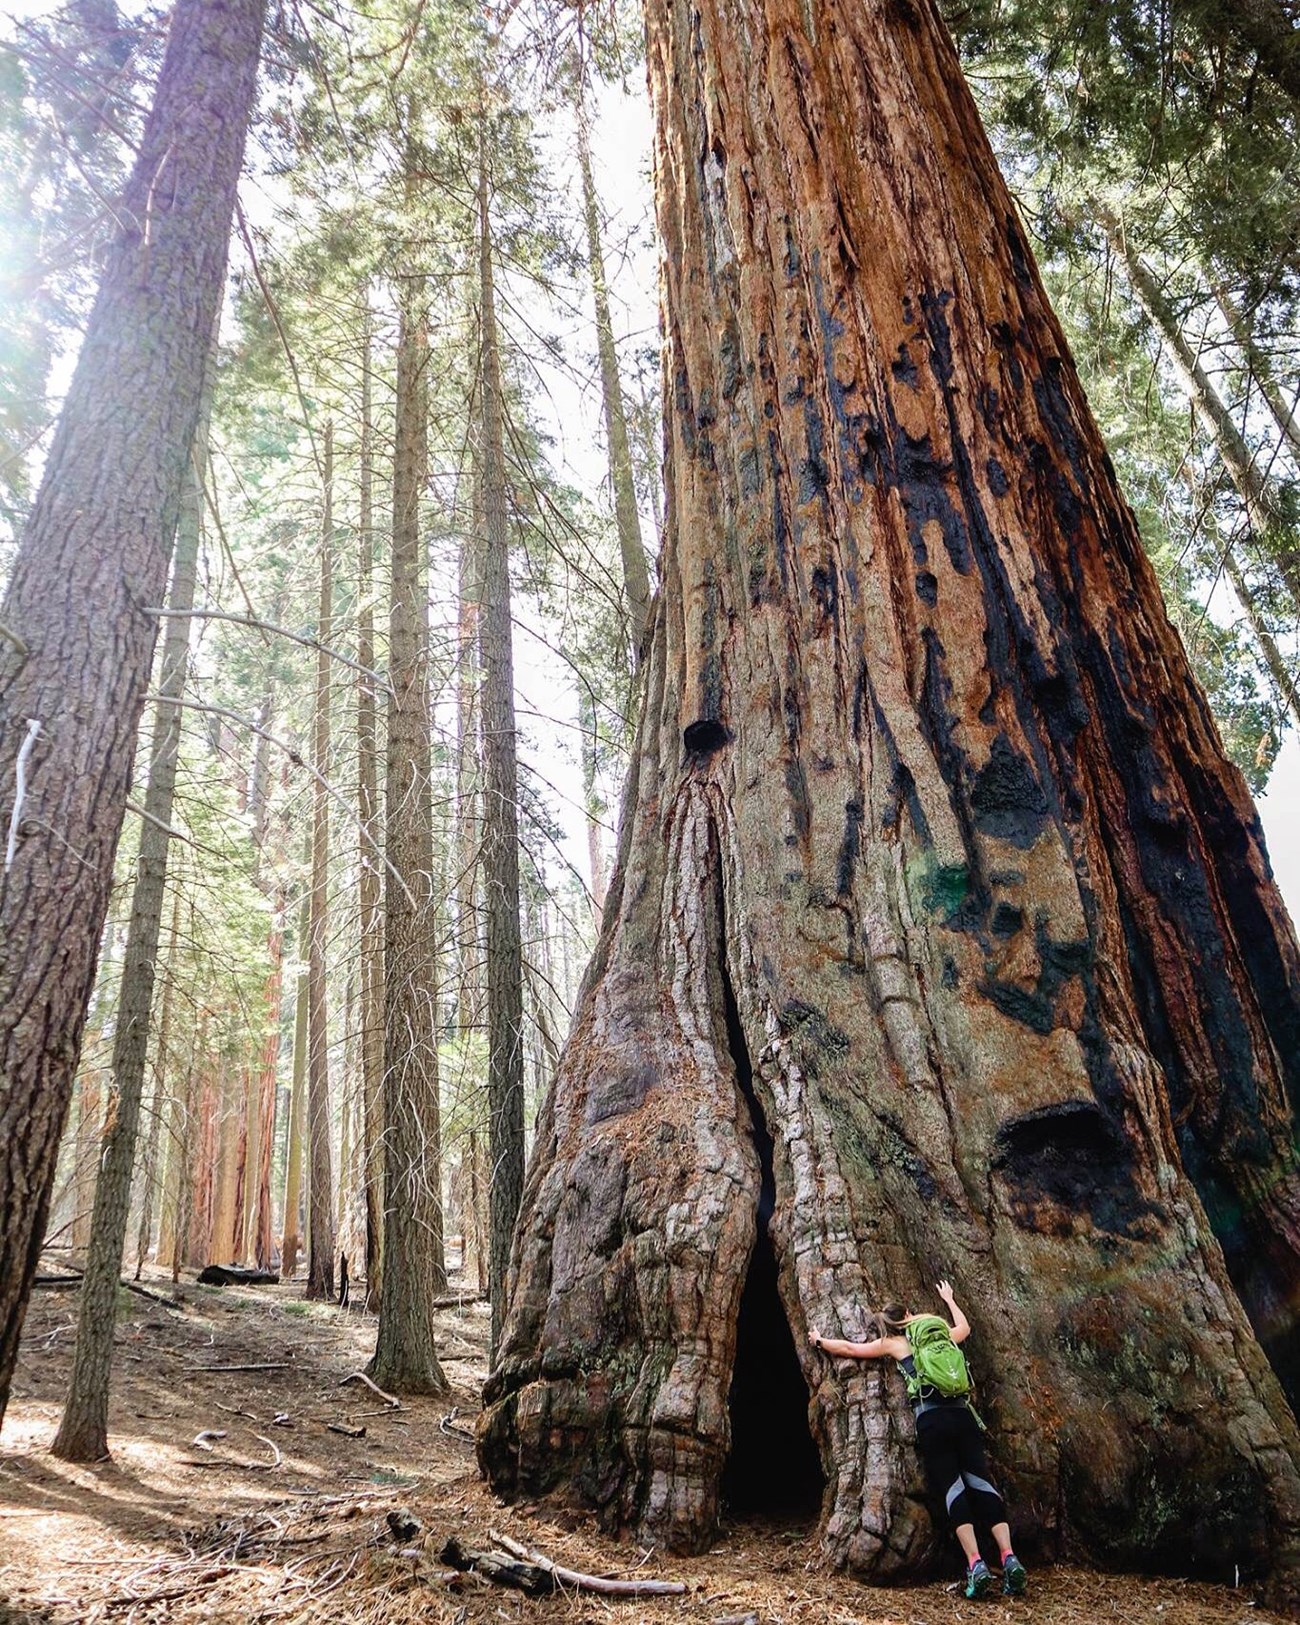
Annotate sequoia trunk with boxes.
[480,0,1300,1601]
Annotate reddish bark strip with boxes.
[481,0,1300,1601]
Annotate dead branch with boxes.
[439,1408,477,1442]
[191,1429,227,1449]
[253,1432,282,1468]
[326,1422,366,1438]
[439,1536,553,1596]
[340,1369,401,1408]
[487,1530,687,1597]
[186,1361,291,1373]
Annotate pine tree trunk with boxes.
[0,0,266,1423]
[481,0,1300,1601]
[357,318,385,1314]
[1101,208,1300,613]
[135,888,181,1278]
[369,285,447,1394]
[455,451,486,1294]
[249,894,283,1271]
[306,424,336,1301]
[576,82,652,659]
[53,393,209,1460]
[1213,283,1300,462]
[280,895,310,1279]
[478,128,527,1358]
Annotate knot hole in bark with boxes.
[684,719,730,756]
[717,928,823,1520]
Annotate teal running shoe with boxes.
[964,1558,996,1599]
[1001,1554,1028,1596]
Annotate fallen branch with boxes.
[327,1422,366,1439]
[186,1361,291,1373]
[253,1433,282,1468]
[439,1408,477,1443]
[34,1273,182,1311]
[488,1530,687,1598]
[439,1536,553,1596]
[340,1370,401,1408]
[432,1291,489,1309]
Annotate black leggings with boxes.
[915,1405,1006,1531]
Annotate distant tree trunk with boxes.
[306,424,336,1302]
[1213,284,1300,462]
[1221,547,1300,728]
[477,126,526,1358]
[135,888,182,1277]
[249,892,283,1271]
[575,80,653,660]
[53,391,209,1461]
[1101,209,1300,613]
[70,1069,102,1258]
[369,283,447,1394]
[357,318,385,1314]
[280,893,310,1279]
[480,0,1300,1603]
[457,449,486,1295]
[0,0,266,1424]
[211,1058,243,1264]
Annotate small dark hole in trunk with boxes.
[684,718,729,755]
[719,958,823,1520]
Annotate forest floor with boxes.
[0,1267,1288,1625]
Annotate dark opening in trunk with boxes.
[722,1216,824,1516]
[720,950,823,1519]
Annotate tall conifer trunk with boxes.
[0,0,266,1421]
[481,0,1300,1600]
[53,391,209,1461]
[477,119,526,1357]
[369,285,447,1393]
[306,423,336,1301]
[356,318,385,1312]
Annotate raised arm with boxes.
[936,1280,971,1344]
[810,1327,909,1360]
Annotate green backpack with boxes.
[904,1314,971,1401]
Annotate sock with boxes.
[968,1554,984,1569]
[999,1549,1015,1563]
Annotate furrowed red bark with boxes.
[480,0,1300,1601]
[0,0,266,1425]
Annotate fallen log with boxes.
[197,1264,279,1286]
[488,1530,687,1598]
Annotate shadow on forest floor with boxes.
[0,1270,1288,1625]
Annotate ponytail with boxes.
[874,1300,908,1338]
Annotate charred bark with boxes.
[480,0,1300,1601]
[0,0,266,1423]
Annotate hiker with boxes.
[810,1280,1027,1600]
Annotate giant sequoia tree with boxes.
[480,0,1300,1599]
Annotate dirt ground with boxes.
[0,1271,1288,1625]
